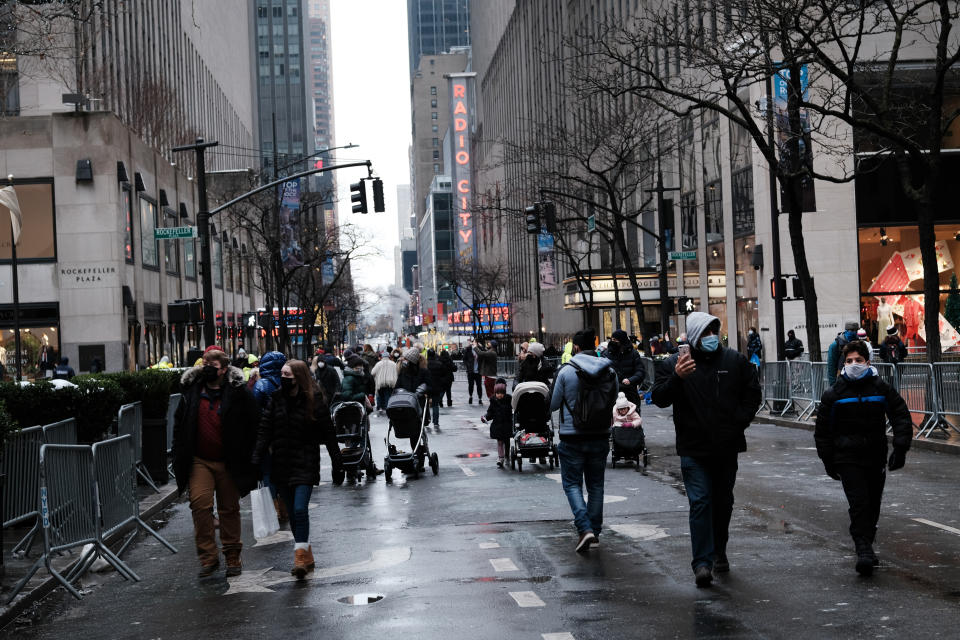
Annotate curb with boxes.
[758,415,960,455]
[0,483,182,630]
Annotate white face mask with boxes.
[843,363,870,380]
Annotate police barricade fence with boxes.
[639,357,656,392]
[873,363,898,391]
[1,425,44,556]
[808,362,831,418]
[6,444,139,604]
[787,361,816,419]
[117,401,159,493]
[165,394,182,456]
[42,418,78,446]
[497,358,518,379]
[759,361,793,415]
[931,363,960,437]
[896,363,938,437]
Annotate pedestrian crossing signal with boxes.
[676,297,694,314]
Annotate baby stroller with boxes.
[383,389,439,481]
[509,382,558,472]
[332,401,376,483]
[610,425,648,473]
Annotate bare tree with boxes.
[448,255,510,338]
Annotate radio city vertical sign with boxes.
[448,72,477,262]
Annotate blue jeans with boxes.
[430,394,442,426]
[260,452,277,499]
[377,387,392,411]
[277,484,313,543]
[680,455,739,570]
[558,439,609,535]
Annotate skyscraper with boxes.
[407,0,471,77]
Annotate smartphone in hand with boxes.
[678,344,691,358]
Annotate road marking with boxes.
[609,523,670,541]
[253,530,294,547]
[510,591,546,607]
[913,518,960,536]
[545,474,562,483]
[490,558,519,572]
[603,495,627,504]
[479,542,500,549]
[224,547,411,595]
[458,464,476,477]
[543,634,576,640]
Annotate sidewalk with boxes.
[0,481,181,629]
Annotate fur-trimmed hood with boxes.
[180,364,246,390]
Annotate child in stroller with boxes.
[610,391,648,471]
[510,381,558,471]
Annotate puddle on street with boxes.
[338,593,385,605]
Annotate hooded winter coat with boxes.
[395,360,430,396]
[371,357,398,390]
[172,365,261,496]
[612,395,642,428]
[253,351,286,409]
[253,387,334,486]
[549,352,616,438]
[484,393,513,440]
[338,367,373,404]
[601,342,646,388]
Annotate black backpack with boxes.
[562,361,619,431]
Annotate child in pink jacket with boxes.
[612,392,642,428]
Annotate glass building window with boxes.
[164,209,180,275]
[123,187,134,264]
[213,236,223,288]
[430,86,437,95]
[140,198,158,268]
[0,181,55,261]
[185,238,196,279]
[431,112,438,120]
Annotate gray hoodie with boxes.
[550,352,615,437]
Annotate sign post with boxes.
[668,250,696,261]
[154,226,198,240]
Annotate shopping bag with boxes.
[250,483,280,539]
[749,353,761,368]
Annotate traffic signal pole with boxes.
[645,167,680,342]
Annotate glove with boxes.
[824,464,840,481]
[888,448,906,471]
[480,416,487,423]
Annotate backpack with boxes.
[562,361,619,431]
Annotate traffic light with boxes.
[770,277,787,300]
[676,296,694,315]
[791,276,807,299]
[525,205,540,234]
[372,178,385,213]
[350,180,368,214]
[541,201,558,233]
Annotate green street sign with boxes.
[668,250,696,261]
[154,226,198,240]
[587,215,596,233]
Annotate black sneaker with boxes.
[469,397,473,404]
[576,531,597,553]
[694,565,713,587]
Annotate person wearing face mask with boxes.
[601,329,645,405]
[827,321,860,384]
[746,327,763,365]
[651,312,762,587]
[814,340,911,576]
[253,360,335,579]
[172,346,260,579]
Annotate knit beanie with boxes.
[615,391,631,410]
[403,347,421,364]
[527,342,545,358]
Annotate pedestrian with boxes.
[311,351,342,401]
[426,349,447,431]
[746,327,762,365]
[477,340,499,400]
[518,341,529,363]
[362,344,379,372]
[879,325,908,365]
[784,329,805,360]
[814,340,911,576]
[337,355,375,408]
[232,348,248,370]
[550,328,619,553]
[252,359,334,579]
[481,380,513,468]
[651,312,762,587]
[516,341,555,386]
[857,328,873,354]
[544,344,559,358]
[171,347,260,578]
[561,339,573,364]
[52,357,76,380]
[827,321,860,382]
[371,351,398,415]
[439,348,457,407]
[611,392,642,428]
[462,338,484,406]
[602,329,646,405]
[252,351,289,523]
[394,347,431,465]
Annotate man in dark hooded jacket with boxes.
[652,312,761,587]
[602,329,645,404]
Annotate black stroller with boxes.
[610,425,648,473]
[383,389,439,481]
[509,382,558,472]
[332,401,376,483]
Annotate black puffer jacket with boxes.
[253,388,335,486]
[395,362,430,396]
[426,358,448,396]
[172,365,260,496]
[814,372,911,466]
[652,347,762,457]
[602,344,646,388]
[484,394,513,440]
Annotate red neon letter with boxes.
[455,118,467,131]
[456,151,469,165]
[458,179,469,193]
[453,83,465,98]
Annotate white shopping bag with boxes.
[250,483,280,540]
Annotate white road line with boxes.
[545,473,562,483]
[458,464,476,477]
[479,542,500,549]
[543,634,576,640]
[489,558,519,572]
[913,518,960,536]
[509,591,546,607]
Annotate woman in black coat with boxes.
[426,349,448,431]
[394,348,432,457]
[253,359,334,579]
[439,349,457,407]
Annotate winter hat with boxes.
[527,342,545,358]
[237,348,246,358]
[494,382,507,394]
[403,347,421,364]
[615,392,631,411]
[347,355,365,369]
[612,329,629,344]
[573,328,596,351]
[857,329,867,339]
[686,311,721,348]
[343,349,355,359]
[886,326,899,336]
[844,321,859,332]
[203,345,223,355]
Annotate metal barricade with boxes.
[497,358,518,379]
[1,425,43,556]
[758,361,793,416]
[807,362,830,419]
[639,357,656,392]
[873,363,898,392]
[42,418,78,446]
[897,363,938,436]
[788,361,815,419]
[931,363,960,437]
[93,435,176,557]
[6,444,139,604]
[117,402,159,493]
[165,394,181,456]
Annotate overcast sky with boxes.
[330,1,410,307]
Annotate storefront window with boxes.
[679,116,697,252]
[0,181,55,261]
[703,115,724,271]
[859,224,960,350]
[123,187,134,263]
[140,198,158,268]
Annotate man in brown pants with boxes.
[173,347,260,577]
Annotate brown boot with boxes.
[274,497,289,525]
[292,548,309,580]
[225,551,242,577]
[305,545,315,571]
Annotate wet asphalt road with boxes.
[7,380,960,639]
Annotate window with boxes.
[432,150,440,160]
[430,86,437,95]
[432,137,439,147]
[431,112,438,120]
[184,238,196,279]
[433,163,441,172]
[432,124,439,132]
[0,180,56,261]
[163,209,180,275]
[213,235,223,288]
[122,187,134,263]
[140,198,158,268]
[431,99,437,108]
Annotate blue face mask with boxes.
[699,335,720,352]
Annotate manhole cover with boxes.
[338,593,384,605]
[455,452,490,458]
